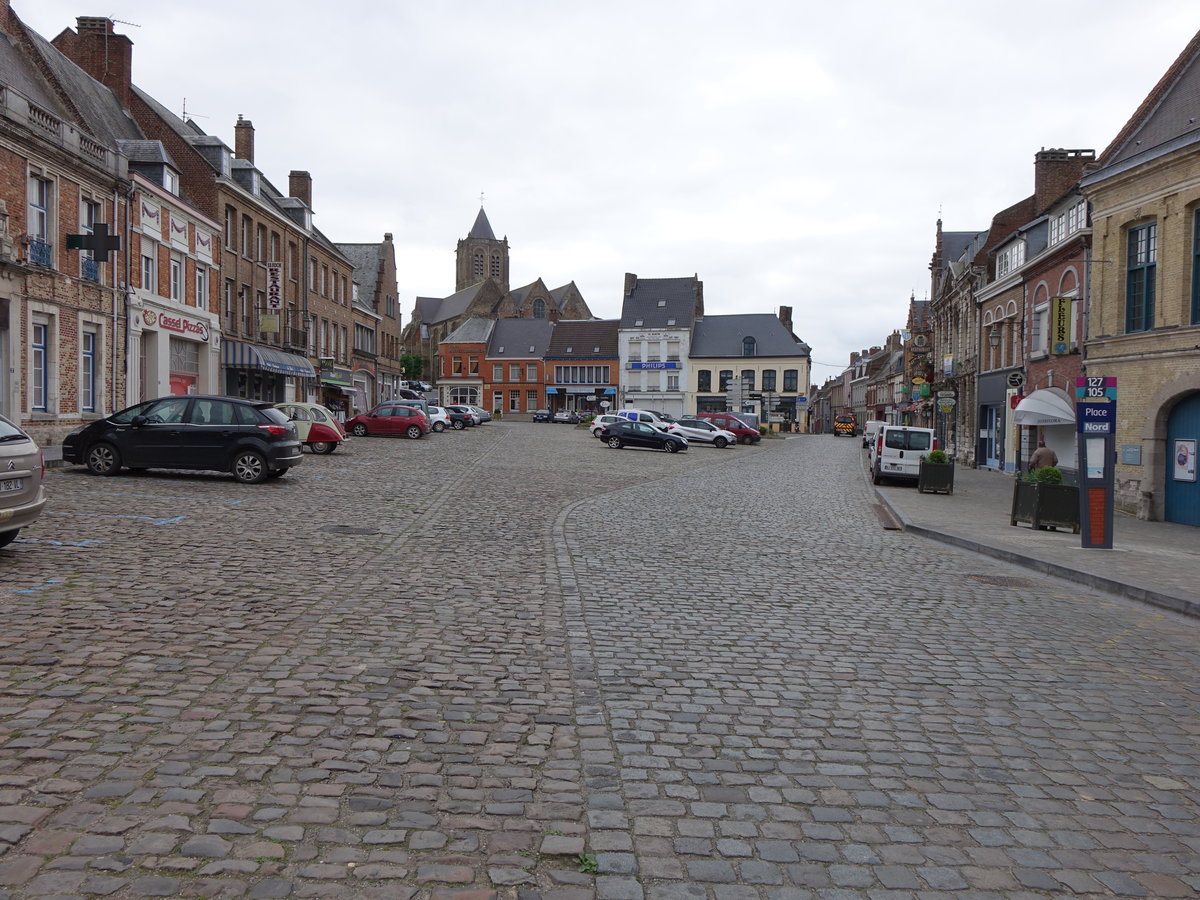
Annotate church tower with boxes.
[455,207,510,292]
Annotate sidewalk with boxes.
[873,462,1200,619]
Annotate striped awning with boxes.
[222,340,315,377]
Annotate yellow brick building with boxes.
[1081,30,1200,524]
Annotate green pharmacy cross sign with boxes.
[65,222,122,262]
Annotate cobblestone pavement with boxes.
[1,426,1197,900]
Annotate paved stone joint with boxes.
[0,428,1196,900]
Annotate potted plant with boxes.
[1010,465,1080,533]
[917,449,954,494]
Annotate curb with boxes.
[875,489,1200,621]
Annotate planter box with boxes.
[917,461,954,494]
[1010,481,1080,533]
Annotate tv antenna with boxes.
[109,18,140,28]
[180,98,209,121]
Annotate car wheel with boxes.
[433,422,445,433]
[86,442,122,476]
[351,423,368,437]
[309,441,335,454]
[713,437,728,449]
[872,464,883,485]
[607,437,623,449]
[452,420,465,430]
[232,450,269,484]
[0,530,18,549]
[740,435,753,445]
[665,441,681,453]
[406,425,423,439]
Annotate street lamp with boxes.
[988,325,1001,348]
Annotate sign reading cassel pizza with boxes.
[142,309,210,341]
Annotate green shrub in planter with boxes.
[917,450,954,494]
[925,449,948,464]
[1032,465,1063,484]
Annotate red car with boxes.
[344,403,429,439]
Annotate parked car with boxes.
[872,425,936,485]
[275,402,346,454]
[553,410,581,424]
[445,405,481,425]
[614,409,672,429]
[444,407,476,430]
[467,406,493,423]
[344,403,429,439]
[862,419,887,451]
[589,413,626,437]
[425,406,452,432]
[532,409,552,423]
[667,418,738,448]
[0,413,46,548]
[695,412,762,445]
[600,420,688,452]
[62,395,303,484]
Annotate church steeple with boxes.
[456,206,509,291]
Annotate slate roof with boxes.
[443,317,496,344]
[117,139,176,166]
[468,207,496,240]
[545,320,619,358]
[690,314,810,358]
[0,27,73,120]
[20,24,142,144]
[425,282,491,324]
[620,276,701,328]
[488,318,555,357]
[337,242,383,305]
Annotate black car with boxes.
[532,409,551,423]
[62,395,303,484]
[599,420,688,453]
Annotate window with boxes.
[224,279,235,324]
[995,241,1025,278]
[224,206,236,248]
[742,336,756,357]
[510,364,521,381]
[783,369,798,392]
[719,370,733,391]
[526,389,537,409]
[473,252,484,277]
[509,390,519,411]
[241,216,252,256]
[80,199,100,279]
[164,168,179,195]
[28,175,52,267]
[533,299,546,318]
[1126,222,1156,333]
[469,356,479,375]
[628,340,641,362]
[697,370,711,392]
[762,369,777,391]
[170,255,184,301]
[75,327,98,405]
[490,253,502,278]
[141,249,157,293]
[453,357,463,375]
[256,225,266,261]
[1032,302,1049,354]
[493,390,503,412]
[667,341,680,360]
[527,364,537,380]
[196,267,208,309]
[1193,209,1200,325]
[667,374,679,392]
[492,364,503,381]
[31,321,49,411]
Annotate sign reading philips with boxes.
[631,361,678,370]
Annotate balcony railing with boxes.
[81,257,99,282]
[26,237,52,269]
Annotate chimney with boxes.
[234,116,254,163]
[1033,148,1095,214]
[624,273,637,298]
[778,305,794,334]
[289,171,312,209]
[53,17,134,108]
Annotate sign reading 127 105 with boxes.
[1075,376,1117,400]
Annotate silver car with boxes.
[0,414,47,549]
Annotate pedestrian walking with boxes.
[1028,439,1058,471]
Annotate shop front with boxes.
[318,364,358,420]
[132,305,220,402]
[221,339,315,403]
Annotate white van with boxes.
[862,420,887,451]
[871,425,936,484]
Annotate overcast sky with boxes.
[21,1,1200,379]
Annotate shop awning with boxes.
[222,340,315,377]
[1013,389,1075,426]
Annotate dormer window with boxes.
[593,346,600,353]
[666,318,676,326]
[498,346,504,352]
[657,300,666,307]
[565,346,573,353]
[529,346,535,353]
[164,168,180,195]
[743,336,757,357]
[634,319,643,326]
